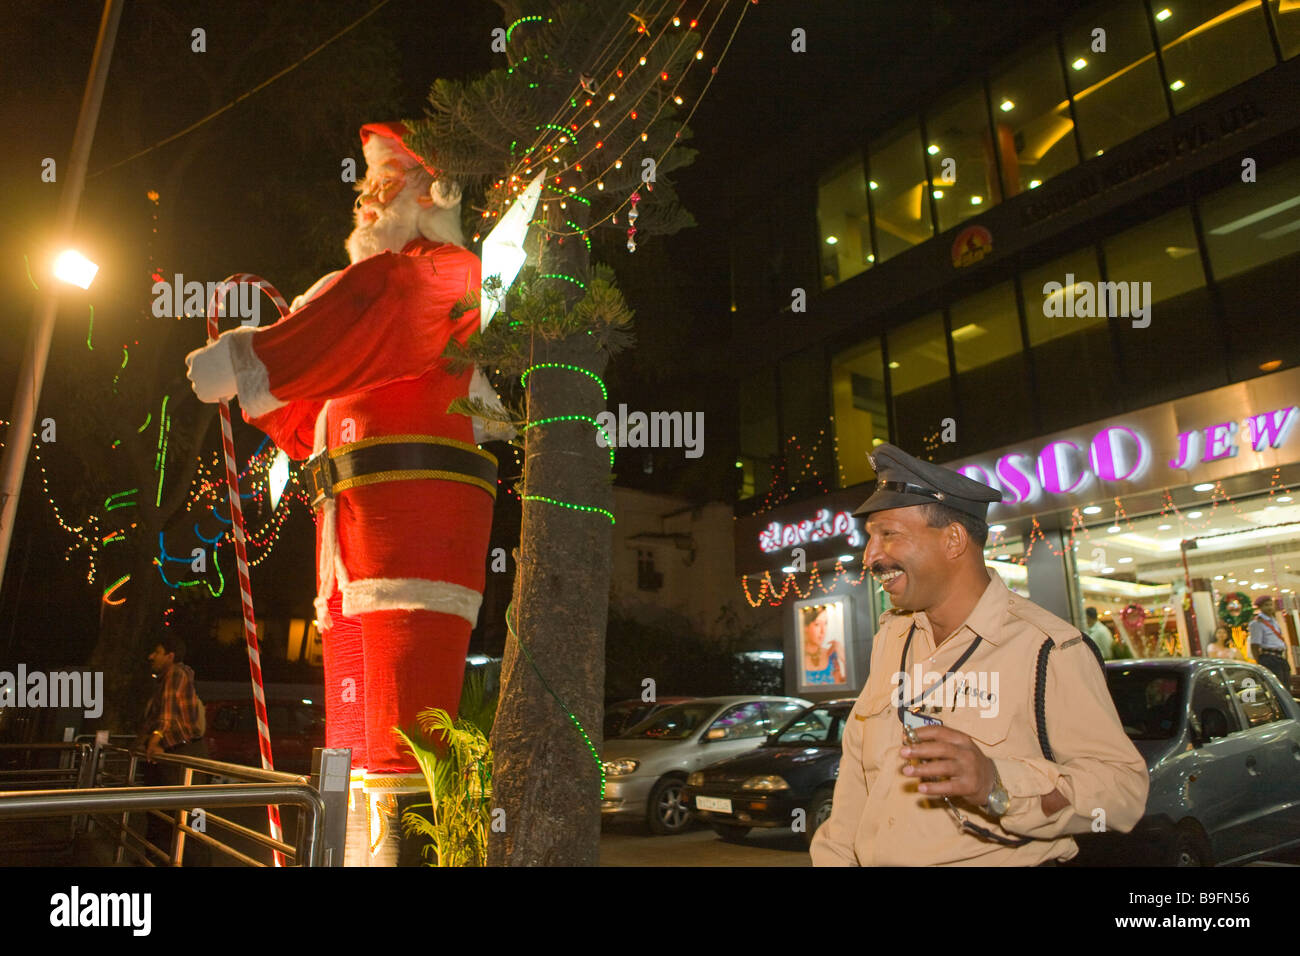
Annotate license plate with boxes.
[696,796,732,813]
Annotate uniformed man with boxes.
[810,444,1148,866]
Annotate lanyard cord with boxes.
[894,621,1032,848]
[895,623,984,722]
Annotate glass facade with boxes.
[924,83,1002,231]
[1154,0,1277,113]
[869,119,934,262]
[988,37,1080,189]
[1063,4,1169,156]
[817,155,872,289]
[830,339,888,488]
[950,281,1036,448]
[887,312,951,453]
[1270,0,1300,58]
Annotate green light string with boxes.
[535,122,577,145]
[565,220,591,250]
[521,495,614,524]
[103,533,125,545]
[505,601,605,799]
[536,272,586,290]
[522,414,614,468]
[104,489,138,511]
[137,412,151,433]
[505,15,549,42]
[520,362,607,400]
[110,439,121,449]
[23,254,39,290]
[111,346,128,392]
[206,549,225,597]
[86,305,94,350]
[543,184,590,205]
[102,574,129,601]
[154,395,171,507]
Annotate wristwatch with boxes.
[983,762,1010,817]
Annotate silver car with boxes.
[601,695,812,835]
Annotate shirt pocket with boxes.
[853,687,901,773]
[942,701,1014,752]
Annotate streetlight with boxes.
[52,249,99,289]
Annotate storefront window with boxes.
[886,312,953,454]
[1019,246,1123,433]
[987,36,1079,197]
[868,119,935,262]
[817,154,873,290]
[1267,0,1300,57]
[923,83,1000,231]
[1071,490,1298,660]
[949,281,1035,452]
[985,534,1030,598]
[831,337,888,489]
[1063,3,1169,156]
[1153,0,1277,114]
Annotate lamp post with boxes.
[0,0,123,593]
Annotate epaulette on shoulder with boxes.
[1007,593,1077,644]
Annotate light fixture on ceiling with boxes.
[1000,99,1015,112]
[1119,557,1133,564]
[1193,482,1214,492]
[869,180,879,190]
[1083,505,1102,515]
[1158,524,1172,531]
[989,524,1007,533]
[1208,195,1300,235]
[1260,360,1283,372]
[1156,8,1172,21]
[1214,575,1224,580]
[1029,179,1042,188]
[1072,57,1087,70]
[1102,567,1116,574]
[927,144,940,155]
[1107,525,1121,534]
[825,235,839,245]
[970,195,983,205]
[1170,79,1185,91]
[888,360,900,369]
[839,554,855,562]
[1278,496,1293,503]
[1254,568,1266,573]
[1187,511,1203,519]
[932,189,944,198]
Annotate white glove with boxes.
[185,335,237,403]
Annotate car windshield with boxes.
[622,702,723,740]
[769,705,848,746]
[1106,668,1185,740]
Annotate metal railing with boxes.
[0,738,349,866]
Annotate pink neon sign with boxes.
[758,508,864,554]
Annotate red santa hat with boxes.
[359,121,440,177]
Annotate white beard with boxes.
[345,188,422,264]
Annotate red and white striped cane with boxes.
[206,274,290,866]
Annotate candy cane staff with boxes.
[186,122,510,865]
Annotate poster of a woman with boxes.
[797,598,850,690]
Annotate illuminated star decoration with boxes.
[479,171,546,329]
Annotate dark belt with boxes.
[306,436,497,507]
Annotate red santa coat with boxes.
[224,237,494,625]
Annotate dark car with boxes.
[1073,659,1300,866]
[604,696,696,740]
[682,699,854,846]
[204,697,325,775]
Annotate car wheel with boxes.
[804,786,835,847]
[1172,825,1210,866]
[709,822,751,842]
[647,776,692,835]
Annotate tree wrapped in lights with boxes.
[406,0,742,864]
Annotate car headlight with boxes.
[603,758,640,776]
[742,775,790,791]
[686,771,704,787]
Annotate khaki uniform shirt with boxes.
[810,573,1148,866]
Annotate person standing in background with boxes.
[1083,607,1114,660]
[1249,595,1292,690]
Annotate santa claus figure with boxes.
[186,122,499,865]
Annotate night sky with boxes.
[0,0,1088,675]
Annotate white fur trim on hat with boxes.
[341,577,483,625]
[226,327,285,418]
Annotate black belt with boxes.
[306,436,497,507]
